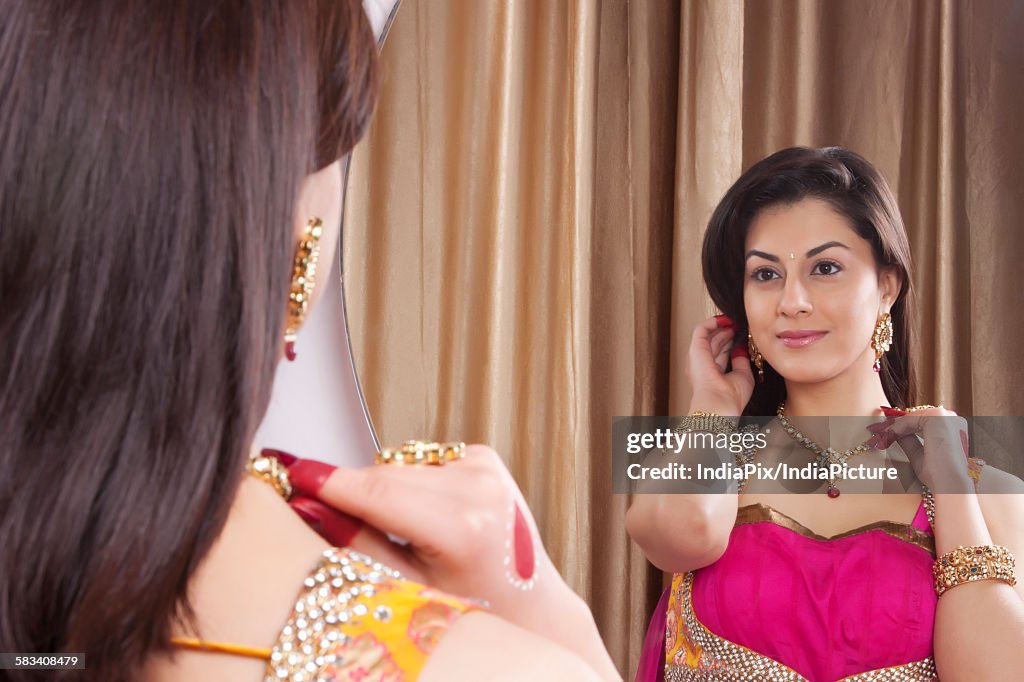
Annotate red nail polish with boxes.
[291,502,321,528]
[318,509,363,547]
[289,459,336,497]
[261,447,298,467]
[715,315,734,328]
[731,345,749,359]
[291,497,363,547]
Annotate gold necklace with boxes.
[776,403,872,498]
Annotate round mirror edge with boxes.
[376,0,403,48]
[335,0,404,452]
[337,160,380,451]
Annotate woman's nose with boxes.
[777,275,812,317]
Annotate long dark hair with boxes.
[701,147,917,416]
[0,2,377,680]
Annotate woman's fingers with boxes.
[306,467,454,551]
[690,317,736,378]
[304,447,509,562]
[726,344,754,389]
[287,457,337,495]
[713,341,730,372]
[708,327,736,358]
[345,522,427,582]
[884,414,931,437]
[691,315,733,350]
[289,493,426,579]
[709,329,735,372]
[265,447,552,610]
[884,411,965,441]
[870,410,976,492]
[289,495,363,547]
[893,432,925,461]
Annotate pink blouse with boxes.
[664,494,938,681]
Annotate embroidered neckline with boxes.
[735,502,935,554]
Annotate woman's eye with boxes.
[751,268,779,282]
[813,261,842,276]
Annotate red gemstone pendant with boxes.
[285,341,297,362]
[827,486,841,498]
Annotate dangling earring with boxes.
[748,332,765,383]
[284,217,324,361]
[871,312,893,373]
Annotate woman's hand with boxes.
[271,445,619,679]
[264,446,598,646]
[871,407,976,493]
[686,314,754,415]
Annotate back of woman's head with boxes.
[701,147,917,415]
[0,2,377,679]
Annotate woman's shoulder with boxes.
[266,547,479,680]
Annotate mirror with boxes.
[254,0,402,466]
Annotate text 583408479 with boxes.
[0,654,86,670]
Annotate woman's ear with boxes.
[293,160,343,243]
[878,266,902,308]
[291,160,344,311]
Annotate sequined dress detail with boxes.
[264,547,476,681]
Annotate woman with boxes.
[627,147,1023,681]
[0,2,617,680]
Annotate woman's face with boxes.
[743,198,899,385]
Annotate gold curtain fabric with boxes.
[343,0,1024,675]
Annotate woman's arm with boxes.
[625,464,738,573]
[932,467,1024,681]
[883,412,1024,679]
[627,316,752,573]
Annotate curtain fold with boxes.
[343,0,1024,675]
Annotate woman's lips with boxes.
[777,331,827,348]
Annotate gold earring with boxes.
[871,312,893,373]
[748,332,765,383]
[284,217,324,361]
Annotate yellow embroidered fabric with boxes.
[264,547,478,681]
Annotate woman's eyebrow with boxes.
[745,241,851,262]
[745,249,779,262]
[806,241,850,257]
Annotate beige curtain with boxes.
[344,0,1024,675]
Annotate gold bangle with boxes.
[933,544,1016,597]
[376,440,466,465]
[676,412,737,435]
